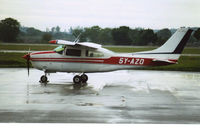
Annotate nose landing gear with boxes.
[40,73,48,83]
[73,74,88,84]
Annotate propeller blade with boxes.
[22,53,30,76]
[27,58,30,76]
[27,53,30,76]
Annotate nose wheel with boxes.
[40,75,48,83]
[73,74,88,84]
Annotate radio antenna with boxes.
[74,33,82,43]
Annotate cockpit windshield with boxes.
[54,45,65,54]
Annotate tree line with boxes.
[1,17,200,46]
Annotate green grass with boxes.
[0,44,56,51]
[0,52,27,67]
[182,48,200,54]
[142,56,200,72]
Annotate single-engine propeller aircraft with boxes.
[23,28,192,84]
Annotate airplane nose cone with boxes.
[22,54,30,60]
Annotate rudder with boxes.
[153,28,193,54]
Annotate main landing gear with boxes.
[73,74,88,84]
[39,72,88,84]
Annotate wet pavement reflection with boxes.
[0,68,200,123]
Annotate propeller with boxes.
[22,49,31,76]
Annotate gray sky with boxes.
[0,0,200,31]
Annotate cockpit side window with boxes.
[86,50,104,57]
[66,49,81,56]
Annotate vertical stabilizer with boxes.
[153,28,193,54]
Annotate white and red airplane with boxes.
[23,27,192,84]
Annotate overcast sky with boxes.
[0,0,200,31]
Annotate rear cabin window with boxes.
[66,49,81,56]
[86,50,104,57]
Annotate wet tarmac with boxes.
[0,68,200,123]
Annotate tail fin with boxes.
[133,28,193,62]
[136,28,193,55]
[153,28,193,54]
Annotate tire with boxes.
[73,75,81,84]
[81,74,88,83]
[40,75,47,83]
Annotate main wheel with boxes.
[73,75,81,84]
[40,75,48,83]
[81,74,88,83]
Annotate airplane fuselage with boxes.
[30,47,177,73]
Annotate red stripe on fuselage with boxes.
[31,59,104,64]
[31,57,105,60]
[30,51,177,66]
[30,56,177,66]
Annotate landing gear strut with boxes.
[73,74,88,84]
[40,73,48,83]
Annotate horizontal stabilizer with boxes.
[152,59,177,64]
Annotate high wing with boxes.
[49,40,75,45]
[49,40,102,49]
[76,42,101,49]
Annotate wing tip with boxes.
[49,40,57,44]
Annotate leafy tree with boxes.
[157,28,171,39]
[42,33,52,43]
[84,26,101,43]
[26,27,42,36]
[69,26,85,41]
[141,29,157,45]
[51,27,55,33]
[129,28,141,45]
[98,28,113,44]
[193,28,200,40]
[46,27,50,32]
[131,29,157,45]
[111,26,132,45]
[156,28,171,45]
[69,26,113,44]
[188,35,197,44]
[55,26,60,32]
[0,18,20,42]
